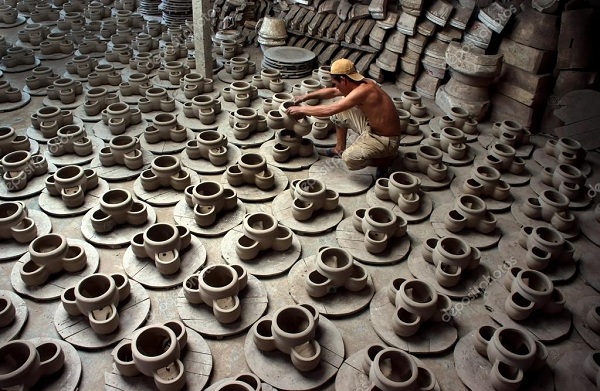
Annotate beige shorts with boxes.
[331,107,400,170]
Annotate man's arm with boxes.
[287,86,366,118]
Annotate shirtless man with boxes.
[286,58,401,178]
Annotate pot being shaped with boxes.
[130,223,191,275]
[141,155,191,192]
[541,164,585,200]
[0,339,66,389]
[278,101,311,136]
[368,348,422,390]
[91,189,148,233]
[184,182,237,227]
[0,127,31,159]
[447,194,496,233]
[235,213,291,260]
[544,137,586,166]
[0,201,38,244]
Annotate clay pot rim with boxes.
[0,201,22,221]
[371,348,418,387]
[491,327,536,362]
[531,226,564,247]
[515,269,553,296]
[0,340,38,381]
[101,188,133,209]
[2,150,31,165]
[272,305,315,339]
[456,194,486,213]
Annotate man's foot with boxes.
[375,167,390,179]
[317,147,342,157]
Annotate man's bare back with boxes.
[349,80,402,137]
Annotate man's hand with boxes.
[286,105,306,119]
[294,94,307,105]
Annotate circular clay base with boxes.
[243,315,344,391]
[309,157,373,196]
[122,236,207,289]
[175,110,225,131]
[179,143,242,175]
[105,327,212,390]
[173,199,246,237]
[576,210,600,247]
[219,165,289,203]
[81,202,158,248]
[369,288,458,353]
[88,151,153,181]
[483,279,572,343]
[335,347,441,391]
[37,51,73,61]
[91,119,149,142]
[407,244,496,299]
[139,128,195,154]
[532,148,592,177]
[454,331,554,391]
[216,69,254,84]
[0,290,28,343]
[449,175,513,213]
[0,16,26,28]
[365,188,433,223]
[576,236,600,292]
[430,202,502,249]
[217,122,275,148]
[177,274,268,338]
[497,231,577,283]
[44,136,105,167]
[97,59,127,71]
[26,117,86,143]
[0,164,57,201]
[11,239,100,301]
[205,377,275,391]
[571,295,600,350]
[259,140,319,171]
[335,217,411,265]
[28,337,82,391]
[0,210,52,261]
[0,91,31,112]
[271,191,344,234]
[400,128,426,146]
[510,199,580,241]
[133,171,201,206]
[23,84,48,96]
[287,255,375,317]
[530,176,592,209]
[554,350,598,391]
[42,93,86,110]
[0,58,40,73]
[54,280,150,349]
[172,88,221,104]
[304,129,336,148]
[38,178,110,217]
[221,226,302,278]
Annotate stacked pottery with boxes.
[403,145,449,182]
[226,153,274,190]
[183,181,238,227]
[185,95,221,125]
[180,74,214,100]
[304,247,369,297]
[422,236,481,287]
[138,87,176,113]
[45,166,99,207]
[144,114,188,143]
[183,264,248,323]
[87,64,122,87]
[444,194,497,234]
[129,223,192,275]
[46,78,84,104]
[256,16,287,52]
[25,66,60,91]
[99,135,144,169]
[84,87,119,116]
[1,47,36,69]
[502,268,565,320]
[185,130,228,166]
[17,23,49,45]
[251,304,321,371]
[128,53,156,74]
[0,201,38,243]
[428,126,469,160]
[222,81,258,108]
[517,226,575,271]
[120,73,152,96]
[104,43,133,64]
[291,178,339,221]
[61,273,130,334]
[234,212,293,261]
[310,116,334,139]
[140,155,191,192]
[0,4,18,24]
[0,339,65,389]
[113,320,187,391]
[272,129,314,163]
[462,166,511,201]
[364,347,440,390]
[255,68,285,93]
[0,81,22,103]
[39,32,74,55]
[352,207,408,254]
[101,102,143,134]
[90,189,148,233]
[131,32,159,53]
[47,124,93,157]
[389,278,447,335]
[20,233,87,286]
[0,127,30,158]
[522,189,576,232]
[223,56,256,81]
[540,163,586,201]
[1,151,47,192]
[157,61,190,86]
[482,143,526,175]
[375,171,423,213]
[543,137,586,166]
[491,120,531,147]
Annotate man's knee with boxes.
[342,151,367,170]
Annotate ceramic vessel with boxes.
[305,246,368,297]
[185,130,228,166]
[91,189,148,233]
[421,236,481,286]
[144,113,188,144]
[130,223,191,275]
[544,137,586,165]
[100,135,143,169]
[235,213,292,261]
[522,190,576,232]
[45,166,98,207]
[47,124,93,157]
[353,207,407,254]
[504,269,564,320]
[518,226,574,271]
[376,171,423,214]
[1,151,48,192]
[140,155,191,192]
[444,194,496,234]
[540,164,585,200]
[0,201,37,243]
[291,178,339,221]
[462,165,510,201]
[30,106,74,138]
[403,145,449,182]
[272,129,314,163]
[491,120,531,147]
[0,339,65,389]
[368,348,439,391]
[184,181,238,227]
[226,153,274,190]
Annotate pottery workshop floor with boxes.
[0,31,599,390]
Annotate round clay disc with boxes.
[173,199,246,237]
[219,165,289,203]
[11,239,100,301]
[216,121,275,148]
[0,91,31,113]
[117,91,148,105]
[449,174,513,212]
[303,128,337,148]
[62,70,89,81]
[71,104,102,122]
[221,225,301,278]
[571,295,600,350]
[256,81,294,100]
[38,178,111,217]
[120,67,158,81]
[0,290,28,343]
[175,110,225,131]
[369,288,458,353]
[133,170,201,206]
[365,188,433,223]
[430,202,502,249]
[23,84,48,96]
[150,74,186,90]
[287,255,375,317]
[123,236,207,289]
[336,217,411,265]
[309,157,374,196]
[105,327,212,390]
[88,151,153,182]
[180,143,242,175]
[44,135,105,167]
[26,117,86,143]
[37,51,73,61]
[42,93,86,110]
[81,201,158,248]
[54,279,150,349]
[139,127,194,154]
[576,210,600,247]
[0,57,40,73]
[28,337,82,391]
[0,209,52,261]
[400,128,426,146]
[91,119,149,142]
[177,274,268,338]
[243,314,344,391]
[510,199,580,241]
[216,69,253,84]
[532,148,592,177]
[259,139,319,170]
[454,331,554,391]
[483,279,572,343]
[271,191,344,234]
[0,15,26,28]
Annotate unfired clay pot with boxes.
[521,190,576,232]
[184,181,237,227]
[444,194,496,234]
[503,269,564,320]
[0,201,38,243]
[462,166,510,201]
[1,151,48,192]
[368,347,439,391]
[292,178,339,221]
[352,207,407,254]
[422,236,481,287]
[130,223,191,275]
[91,189,148,233]
[304,246,368,297]
[403,145,449,182]
[544,137,586,166]
[226,153,274,190]
[375,171,423,213]
[0,339,65,389]
[517,226,574,271]
[235,213,292,261]
[140,155,191,192]
[45,165,99,208]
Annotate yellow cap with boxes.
[330,58,364,81]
